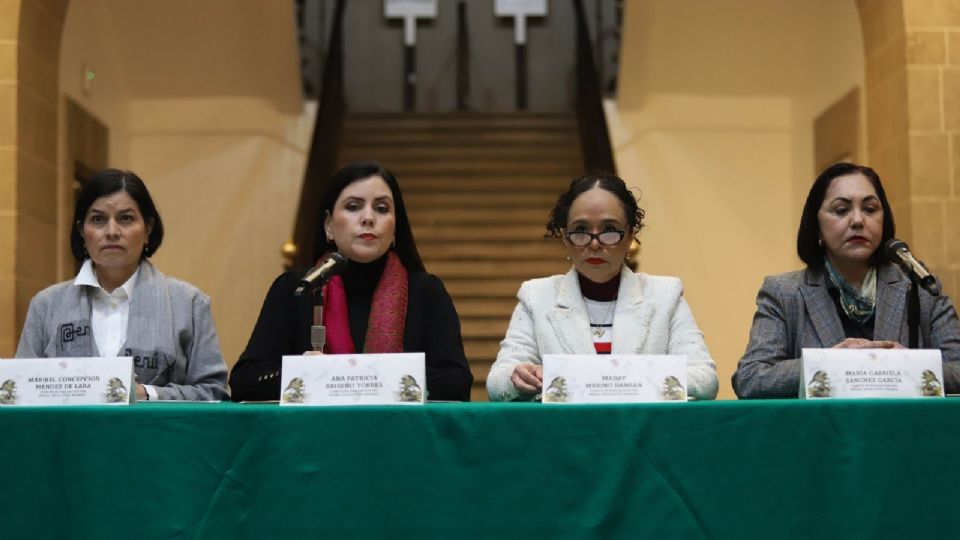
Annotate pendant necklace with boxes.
[590,301,616,338]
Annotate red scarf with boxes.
[321,251,408,354]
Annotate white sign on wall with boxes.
[384,0,438,46]
[494,0,548,44]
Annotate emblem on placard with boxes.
[543,377,568,402]
[920,370,944,397]
[807,370,832,398]
[661,376,686,401]
[397,375,423,402]
[282,378,307,404]
[105,378,128,403]
[0,380,17,405]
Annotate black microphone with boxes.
[294,252,347,296]
[884,239,938,294]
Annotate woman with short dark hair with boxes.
[17,169,229,401]
[487,172,718,401]
[733,162,960,398]
[229,161,473,402]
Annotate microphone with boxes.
[294,252,347,296]
[884,239,938,294]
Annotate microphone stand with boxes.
[907,275,920,349]
[311,286,326,353]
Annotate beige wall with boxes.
[611,0,865,398]
[51,0,313,366]
[123,98,312,365]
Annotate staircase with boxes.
[337,114,583,401]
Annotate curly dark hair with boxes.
[545,172,645,240]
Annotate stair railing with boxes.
[289,0,347,269]
[572,0,616,173]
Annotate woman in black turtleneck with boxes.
[486,173,718,401]
[229,161,473,402]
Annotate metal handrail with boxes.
[573,0,616,173]
[289,0,347,269]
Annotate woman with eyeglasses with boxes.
[486,173,719,401]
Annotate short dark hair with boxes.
[71,169,164,261]
[545,172,645,240]
[796,162,895,269]
[314,161,425,272]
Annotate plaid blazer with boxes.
[733,263,960,398]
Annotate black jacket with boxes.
[230,269,473,402]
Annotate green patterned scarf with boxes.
[824,258,877,326]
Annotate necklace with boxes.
[589,300,616,338]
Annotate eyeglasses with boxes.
[564,230,625,247]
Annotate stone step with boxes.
[430,259,569,279]
[404,192,559,208]
[413,224,552,242]
[461,318,510,339]
[345,113,576,131]
[420,242,564,260]
[443,278,526,298]
[464,339,501,361]
[340,130,579,145]
[454,297,522,318]
[400,176,571,193]
[386,161,578,177]
[339,145,582,163]
[411,207,550,226]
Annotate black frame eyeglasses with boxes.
[564,230,626,247]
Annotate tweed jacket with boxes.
[16,260,229,401]
[487,267,719,401]
[733,263,960,399]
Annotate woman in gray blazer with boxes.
[733,162,960,398]
[16,169,229,401]
[487,173,718,401]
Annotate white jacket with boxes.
[487,267,718,401]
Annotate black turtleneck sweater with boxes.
[342,255,388,351]
[229,256,473,402]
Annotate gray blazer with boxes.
[488,267,719,401]
[733,263,960,398]
[16,261,229,401]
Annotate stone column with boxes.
[858,0,960,295]
[0,0,67,356]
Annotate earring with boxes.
[817,238,824,247]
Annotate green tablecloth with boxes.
[1,399,957,539]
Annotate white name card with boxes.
[0,357,135,406]
[541,354,687,403]
[800,348,944,399]
[280,353,426,406]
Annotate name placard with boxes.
[541,354,687,403]
[800,348,944,399]
[0,357,135,406]
[280,353,426,406]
